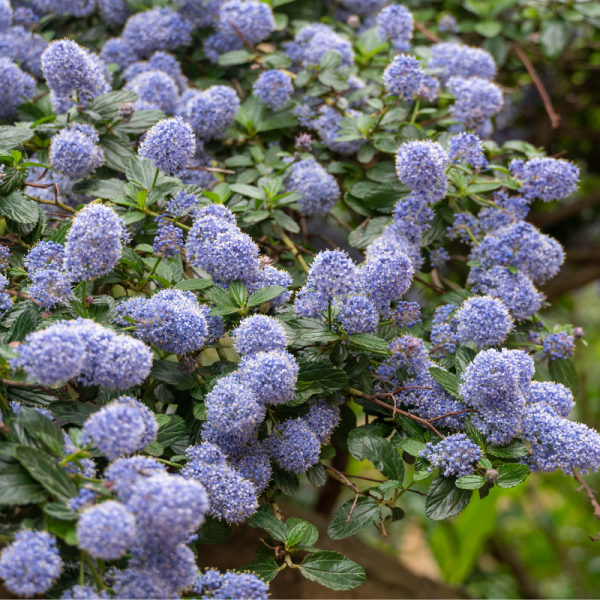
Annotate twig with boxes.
[414,21,441,43]
[573,469,600,540]
[308,233,338,249]
[0,378,65,400]
[512,43,561,129]
[414,275,445,294]
[32,89,50,104]
[4,289,43,306]
[379,514,387,537]
[230,22,259,55]
[346,492,360,522]
[550,149,567,159]
[273,224,310,275]
[428,409,473,422]
[186,165,235,175]
[231,78,244,98]
[340,471,385,483]
[324,465,361,494]
[355,216,370,243]
[328,211,353,232]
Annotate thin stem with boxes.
[328,300,332,331]
[573,469,600,540]
[25,193,77,215]
[216,347,229,362]
[151,168,160,189]
[0,378,65,400]
[410,100,420,125]
[83,553,107,591]
[414,20,441,43]
[328,211,353,232]
[273,224,310,275]
[80,283,88,318]
[139,257,162,291]
[3,289,43,306]
[155,457,184,469]
[79,552,85,586]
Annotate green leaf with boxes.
[455,475,485,489]
[272,209,300,233]
[248,510,290,542]
[287,524,308,549]
[14,445,78,500]
[142,256,173,282]
[204,285,237,309]
[229,183,265,200]
[548,358,578,396]
[255,113,299,132]
[113,110,164,136]
[474,21,502,37]
[43,501,79,521]
[306,463,327,487]
[9,304,39,342]
[89,90,137,119]
[228,280,247,308]
[455,347,476,374]
[287,517,319,546]
[426,474,472,520]
[193,403,207,421]
[348,333,390,354]
[150,360,189,386]
[45,517,78,545]
[297,362,349,393]
[218,50,255,66]
[196,515,232,544]
[428,367,463,400]
[348,216,390,249]
[18,407,64,457]
[0,461,48,505]
[121,210,146,225]
[0,126,35,153]
[49,402,99,426]
[327,496,380,540]
[380,105,410,127]
[156,415,185,448]
[497,463,529,488]
[247,285,286,308]
[0,190,40,224]
[300,551,366,590]
[540,20,572,58]
[347,430,404,481]
[101,135,135,172]
[272,464,299,495]
[72,178,125,199]
[487,440,528,458]
[320,50,342,70]
[145,441,164,457]
[0,167,28,195]
[466,181,503,194]
[243,210,270,224]
[175,278,213,291]
[298,329,340,344]
[238,546,280,582]
[395,437,426,457]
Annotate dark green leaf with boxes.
[256,114,299,132]
[380,105,410,126]
[196,515,232,544]
[204,286,238,310]
[334,404,357,450]
[9,304,39,342]
[297,362,348,392]
[425,473,472,520]
[217,50,255,66]
[428,367,463,400]
[287,522,309,547]
[466,181,503,194]
[272,464,299,495]
[89,90,137,119]
[72,178,125,199]
[18,407,64,457]
[0,461,48,505]
[306,463,327,487]
[47,220,72,244]
[0,126,35,152]
[156,415,185,448]
[548,358,578,396]
[287,517,319,546]
[348,333,390,354]
[395,437,426,457]
[238,546,279,582]
[348,216,390,249]
[455,475,485,489]
[243,210,270,224]
[248,510,290,542]
[487,440,528,458]
[45,517,78,545]
[113,110,164,135]
[43,502,78,521]
[49,402,99,426]
[247,285,286,308]
[15,445,77,500]
[347,430,404,481]
[0,190,40,223]
[497,463,529,488]
[455,347,476,374]
[101,135,135,172]
[0,167,28,195]
[272,209,300,233]
[300,551,366,590]
[298,329,340,344]
[175,278,213,291]
[327,496,380,540]
[228,280,247,308]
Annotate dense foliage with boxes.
[0,0,599,598]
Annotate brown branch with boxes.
[572,469,600,541]
[230,22,258,55]
[4,289,43,306]
[339,471,385,483]
[0,378,65,400]
[379,514,387,537]
[428,409,473,423]
[355,216,370,243]
[346,492,360,522]
[414,275,445,294]
[324,465,361,494]
[186,165,235,175]
[414,21,441,43]
[328,211,353,232]
[512,43,561,129]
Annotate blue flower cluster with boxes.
[376,5,414,52]
[395,141,448,202]
[509,157,580,202]
[448,133,489,170]
[447,76,503,132]
[285,23,354,68]
[253,69,294,110]
[420,434,482,477]
[428,42,497,83]
[50,124,105,180]
[0,57,35,118]
[180,85,240,140]
[286,158,340,216]
[456,295,514,347]
[383,54,425,100]
[194,569,269,599]
[542,331,575,360]
[392,301,422,328]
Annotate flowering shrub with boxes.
[0,0,597,598]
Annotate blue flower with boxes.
[447,76,503,131]
[392,301,422,328]
[125,70,179,113]
[420,434,482,477]
[542,331,575,360]
[526,381,573,419]
[50,125,105,180]
[338,295,379,334]
[286,159,340,216]
[456,295,514,347]
[285,23,354,68]
[100,37,137,69]
[230,443,272,494]
[395,140,448,202]
[509,157,579,202]
[267,419,320,474]
[183,86,240,140]
[217,0,275,46]
[0,57,35,118]
[60,585,109,599]
[383,54,425,100]
[29,268,73,308]
[253,69,293,110]
[376,5,413,51]
[430,304,458,357]
[24,240,65,273]
[153,218,183,257]
[428,42,496,82]
[448,133,488,170]
[97,0,130,27]
[239,350,299,405]
[303,399,340,444]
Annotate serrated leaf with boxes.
[272,209,300,233]
[0,126,35,152]
[425,473,472,520]
[43,501,78,521]
[238,547,280,582]
[243,210,270,224]
[306,463,327,487]
[49,402,100,426]
[156,415,185,448]
[256,113,298,132]
[0,190,40,224]
[193,403,207,421]
[114,110,164,135]
[395,437,426,457]
[0,462,48,505]
[287,517,319,546]
[204,285,237,309]
[300,551,365,591]
[348,333,390,354]
[428,367,463,400]
[18,407,64,457]
[297,362,348,393]
[196,515,232,544]
[175,278,213,291]
[347,430,404,481]
[272,464,299,495]
[101,135,135,172]
[455,346,476,374]
[72,178,125,199]
[287,522,309,547]
[229,183,265,199]
[348,217,390,249]
[487,440,528,458]
[497,463,529,488]
[248,510,290,542]
[455,475,485,489]
[0,167,28,195]
[228,280,247,308]
[247,285,286,308]
[327,496,380,540]
[548,357,578,396]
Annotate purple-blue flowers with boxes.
[383,54,425,100]
[376,5,414,52]
[509,157,580,202]
[395,141,449,202]
[252,69,293,110]
[286,159,340,217]
[50,125,104,180]
[420,434,482,477]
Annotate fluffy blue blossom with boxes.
[50,125,104,180]
[24,240,65,273]
[122,8,191,57]
[206,372,264,434]
[543,332,575,360]
[239,350,299,405]
[509,157,580,202]
[183,85,240,140]
[126,473,209,546]
[286,159,340,216]
[253,69,293,110]
[293,286,328,318]
[153,219,183,257]
[303,399,340,444]
[0,0,12,30]
[0,25,48,79]
[310,105,365,155]
[468,266,544,322]
[447,77,503,131]
[470,221,564,284]
[392,193,434,244]
[245,263,292,309]
[0,58,35,118]
[377,334,429,382]
[392,301,421,328]
[420,434,482,477]
[117,396,158,448]
[306,250,359,302]
[478,191,530,233]
[338,0,387,15]
[366,226,424,272]
[61,584,110,599]
[212,572,270,599]
[428,42,496,82]
[438,14,458,33]
[417,75,441,102]
[42,40,109,110]
[217,0,275,46]
[13,322,85,385]
[395,141,449,202]
[203,32,243,64]
[117,289,208,354]
[430,304,458,357]
[180,147,219,188]
[285,23,354,68]
[383,54,425,100]
[64,204,126,281]
[68,488,97,512]
[139,117,196,176]
[0,275,10,317]
[338,295,379,334]
[29,268,73,308]
[185,215,260,283]
[0,531,62,597]
[82,401,151,460]
[182,443,259,523]
[456,295,513,347]
[100,38,137,70]
[77,501,136,560]
[165,190,199,218]
[125,70,179,113]
[448,133,488,170]
[0,246,10,270]
[267,419,320,474]
[111,565,179,600]
[97,0,130,27]
[13,7,38,30]
[526,381,574,418]
[430,248,450,270]
[104,456,167,502]
[376,5,413,51]
[232,315,288,355]
[230,443,272,494]
[178,0,220,29]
